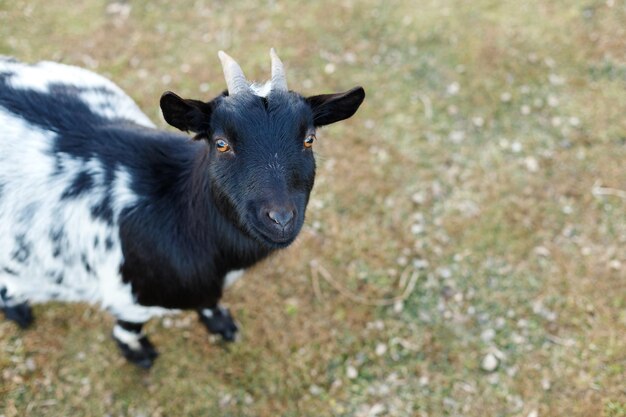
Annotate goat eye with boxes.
[215,139,231,153]
[304,134,315,148]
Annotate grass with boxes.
[1,0,625,416]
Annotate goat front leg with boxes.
[198,305,239,342]
[0,286,34,328]
[112,320,158,368]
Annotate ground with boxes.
[0,0,625,416]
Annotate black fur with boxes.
[198,306,239,341]
[113,320,158,368]
[11,234,31,264]
[1,287,34,328]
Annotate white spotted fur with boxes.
[0,58,154,127]
[0,60,164,322]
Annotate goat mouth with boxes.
[249,223,297,248]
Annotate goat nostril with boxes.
[268,209,294,227]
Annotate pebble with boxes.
[413,259,429,269]
[449,130,465,143]
[447,82,460,95]
[481,353,499,372]
[309,384,323,396]
[481,328,496,342]
[472,116,484,127]
[368,403,386,416]
[411,223,424,235]
[25,358,36,372]
[346,366,358,379]
[525,157,539,172]
[375,343,387,356]
[411,192,425,205]
[547,95,559,107]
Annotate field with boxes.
[1,0,625,416]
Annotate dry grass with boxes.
[1,0,625,416]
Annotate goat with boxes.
[0,50,364,367]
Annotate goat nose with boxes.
[268,209,294,227]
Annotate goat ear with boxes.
[306,86,365,127]
[160,91,212,133]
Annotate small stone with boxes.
[447,82,460,95]
[106,2,132,18]
[346,366,358,379]
[472,116,484,127]
[324,63,336,74]
[368,403,385,416]
[511,332,526,344]
[413,259,429,269]
[375,343,387,356]
[481,328,496,342]
[411,223,424,235]
[25,358,36,371]
[438,267,452,279]
[527,410,539,417]
[548,73,565,85]
[547,95,559,107]
[309,384,323,396]
[525,157,539,172]
[500,92,512,102]
[486,373,500,384]
[481,353,499,372]
[449,130,465,143]
[411,192,425,205]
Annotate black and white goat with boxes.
[0,50,364,367]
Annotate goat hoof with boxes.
[2,302,34,328]
[114,335,159,369]
[200,307,239,342]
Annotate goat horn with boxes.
[270,48,288,92]
[218,50,249,95]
